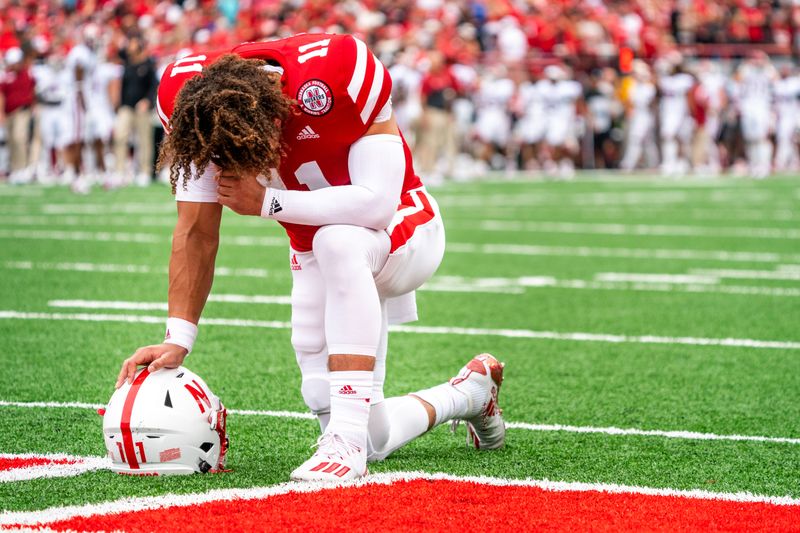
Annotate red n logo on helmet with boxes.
[184,380,212,414]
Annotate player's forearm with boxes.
[167,230,218,323]
[262,184,396,230]
[167,204,222,324]
[262,133,404,230]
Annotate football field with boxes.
[0,175,799,529]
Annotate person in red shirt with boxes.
[116,34,505,481]
[0,47,35,182]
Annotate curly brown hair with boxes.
[158,54,294,193]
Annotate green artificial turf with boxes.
[0,175,798,511]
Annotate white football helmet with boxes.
[102,366,228,475]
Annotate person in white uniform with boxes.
[657,57,695,175]
[85,52,122,184]
[474,65,515,169]
[772,64,800,172]
[30,49,69,184]
[736,51,777,178]
[620,60,657,171]
[538,64,583,177]
[512,70,546,170]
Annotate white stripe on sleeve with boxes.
[347,37,369,103]
[360,54,385,124]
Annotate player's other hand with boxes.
[115,343,188,388]
[216,170,266,216]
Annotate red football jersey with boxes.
[157,34,426,252]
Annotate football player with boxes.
[116,34,505,481]
[735,51,777,179]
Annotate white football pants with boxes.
[290,209,445,458]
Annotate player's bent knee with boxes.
[312,225,376,269]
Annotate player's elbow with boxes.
[363,197,396,230]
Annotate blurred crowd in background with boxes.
[1,0,799,190]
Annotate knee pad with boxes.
[313,225,387,278]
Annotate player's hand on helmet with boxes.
[115,343,188,388]
[216,170,266,216]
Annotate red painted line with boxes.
[16,479,800,532]
[0,457,74,472]
[120,369,150,470]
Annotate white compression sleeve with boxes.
[261,134,404,230]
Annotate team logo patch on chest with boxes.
[297,79,333,116]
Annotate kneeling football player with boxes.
[117,34,505,480]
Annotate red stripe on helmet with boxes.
[120,369,151,470]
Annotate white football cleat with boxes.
[290,432,367,482]
[450,353,505,450]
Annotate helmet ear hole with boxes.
[199,442,214,453]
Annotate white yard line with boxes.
[41,203,174,214]
[690,268,800,281]
[0,310,797,350]
[447,242,800,263]
[0,229,287,247]
[3,261,272,278]
[472,220,800,240]
[48,295,292,310]
[593,273,720,284]
[1,399,798,450]
[7,261,797,297]
[1,470,799,528]
[3,229,798,263]
[0,453,110,483]
[0,215,178,227]
[425,277,800,297]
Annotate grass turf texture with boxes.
[0,175,798,512]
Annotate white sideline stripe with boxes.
[447,243,800,264]
[2,399,797,445]
[0,310,798,350]
[41,203,174,214]
[504,423,800,445]
[9,261,796,297]
[0,400,314,420]
[2,470,799,527]
[690,268,800,281]
[0,229,286,247]
[3,228,797,264]
[3,261,272,278]
[0,453,110,483]
[476,220,800,240]
[594,273,719,284]
[47,295,292,310]
[424,278,800,298]
[0,215,178,227]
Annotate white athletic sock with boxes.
[412,381,473,426]
[327,370,373,451]
[368,396,430,461]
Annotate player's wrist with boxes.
[260,187,283,219]
[164,317,197,353]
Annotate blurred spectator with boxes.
[416,50,458,182]
[1,47,35,184]
[0,0,799,186]
[112,35,158,187]
[620,60,658,171]
[772,64,800,172]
